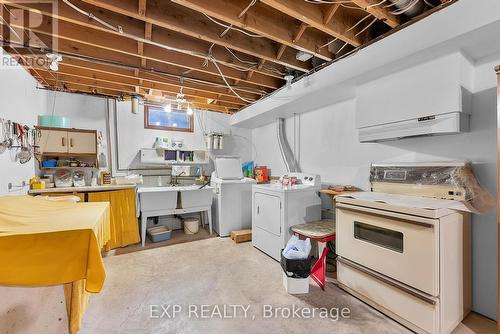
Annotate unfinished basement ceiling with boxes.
[0,0,455,113]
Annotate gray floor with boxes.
[80,237,411,334]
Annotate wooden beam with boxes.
[79,0,311,72]
[350,0,400,28]
[6,49,261,103]
[0,13,281,90]
[0,0,286,80]
[260,0,362,47]
[42,76,238,113]
[276,44,287,60]
[171,0,333,61]
[323,4,340,25]
[293,23,308,43]
[32,64,247,108]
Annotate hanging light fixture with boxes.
[131,96,139,114]
[46,53,62,72]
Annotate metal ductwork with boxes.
[276,118,300,173]
[388,0,424,17]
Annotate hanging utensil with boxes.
[20,126,32,164]
[6,121,13,149]
[0,119,7,154]
[15,124,31,164]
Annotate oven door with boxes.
[336,203,439,296]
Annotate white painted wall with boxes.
[46,90,109,163]
[0,54,47,195]
[0,54,68,334]
[251,56,499,319]
[112,101,252,175]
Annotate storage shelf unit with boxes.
[140,148,209,165]
[35,126,99,168]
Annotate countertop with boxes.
[28,184,137,194]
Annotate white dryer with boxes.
[252,173,322,261]
[211,156,256,237]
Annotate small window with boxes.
[144,105,194,132]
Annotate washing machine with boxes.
[211,156,256,237]
[252,173,322,261]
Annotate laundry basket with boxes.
[184,217,200,234]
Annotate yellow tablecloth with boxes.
[0,195,111,333]
[88,188,140,250]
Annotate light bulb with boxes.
[49,61,59,72]
[164,103,171,112]
[187,105,193,115]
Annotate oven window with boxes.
[354,221,403,253]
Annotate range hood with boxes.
[355,54,473,143]
[358,112,470,142]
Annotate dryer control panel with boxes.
[281,173,321,188]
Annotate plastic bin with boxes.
[38,115,70,128]
[147,225,172,242]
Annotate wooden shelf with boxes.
[40,166,97,170]
[40,152,97,157]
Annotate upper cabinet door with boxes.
[68,131,97,154]
[36,129,68,154]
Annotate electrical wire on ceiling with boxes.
[319,13,371,49]
[223,46,286,76]
[0,39,268,100]
[62,0,123,33]
[59,0,279,103]
[305,0,353,4]
[368,0,388,8]
[202,13,264,38]
[0,5,57,84]
[238,0,257,18]
[204,45,254,103]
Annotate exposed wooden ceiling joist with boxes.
[55,56,261,101]
[33,65,247,108]
[0,10,281,91]
[0,0,452,113]
[171,0,334,61]
[350,0,400,28]
[79,0,312,72]
[0,0,286,81]
[43,77,236,113]
[259,0,363,47]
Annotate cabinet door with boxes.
[36,129,68,154]
[68,131,96,154]
[254,192,281,236]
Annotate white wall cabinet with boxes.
[36,127,97,155]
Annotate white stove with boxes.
[252,173,321,260]
[335,162,472,334]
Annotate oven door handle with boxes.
[337,257,437,305]
[336,202,435,228]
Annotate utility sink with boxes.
[178,186,213,209]
[137,185,213,211]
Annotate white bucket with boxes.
[184,217,200,234]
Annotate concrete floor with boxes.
[79,238,415,333]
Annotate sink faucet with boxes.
[171,171,186,186]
